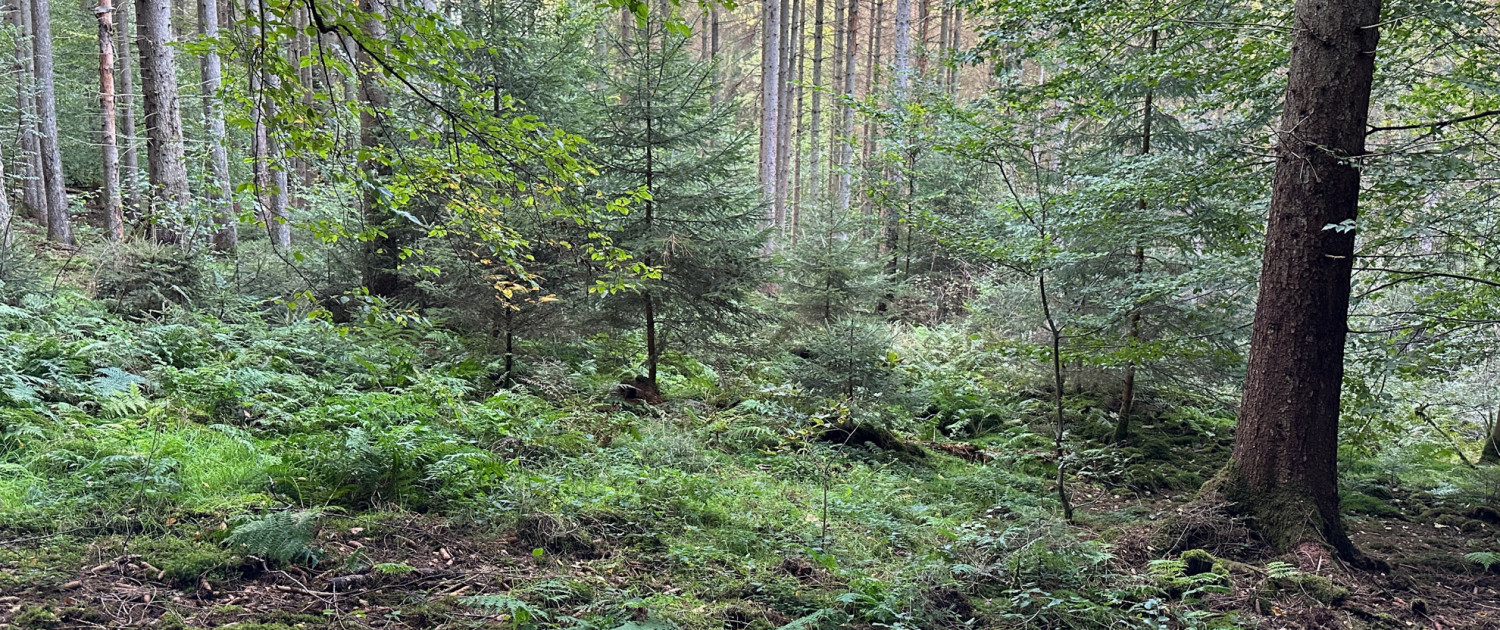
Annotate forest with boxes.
[0,0,1499,627]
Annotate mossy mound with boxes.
[133,536,236,587]
[1341,491,1400,517]
[1258,573,1348,606]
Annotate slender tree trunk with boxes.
[135,0,190,242]
[791,0,807,239]
[828,0,843,196]
[917,0,928,74]
[774,0,795,229]
[808,0,824,208]
[1039,274,1073,522]
[116,0,139,217]
[760,0,781,228]
[836,0,856,212]
[97,0,123,242]
[0,121,11,248]
[1114,30,1156,444]
[947,6,961,91]
[200,0,235,250]
[893,0,911,95]
[31,0,70,244]
[10,0,44,224]
[359,0,399,296]
[1216,0,1382,557]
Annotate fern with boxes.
[458,594,549,628]
[224,509,323,565]
[1266,561,1301,579]
[1465,551,1500,571]
[776,609,853,630]
[91,367,148,398]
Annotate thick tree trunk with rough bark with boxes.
[1217,0,1382,557]
[31,0,70,244]
[135,0,191,241]
[97,0,123,242]
[200,0,234,250]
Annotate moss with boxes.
[1179,549,1226,577]
[1259,574,1349,606]
[1341,491,1399,517]
[12,607,60,630]
[133,536,235,587]
[59,607,111,624]
[1210,464,1352,556]
[156,612,202,630]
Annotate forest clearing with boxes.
[1,0,1499,628]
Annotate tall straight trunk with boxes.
[828,0,843,196]
[97,0,123,242]
[10,0,44,223]
[1114,30,1156,444]
[836,0,856,212]
[947,6,960,91]
[291,3,314,209]
[916,0,928,73]
[1218,0,1382,557]
[31,0,70,244]
[862,0,881,175]
[0,122,10,247]
[759,0,781,226]
[790,0,806,238]
[116,0,139,217]
[200,0,235,250]
[937,0,949,77]
[776,0,801,230]
[808,0,824,208]
[893,0,911,95]
[136,0,190,242]
[359,0,399,296]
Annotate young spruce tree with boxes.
[588,9,765,389]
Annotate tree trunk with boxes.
[893,0,911,95]
[116,0,139,217]
[135,0,190,242]
[808,0,824,208]
[10,0,44,224]
[916,0,928,74]
[1217,0,1382,556]
[774,0,794,230]
[97,0,123,242]
[359,0,400,296]
[836,0,856,212]
[1481,408,1499,464]
[828,0,842,197]
[1114,30,1156,444]
[200,0,234,250]
[31,0,70,244]
[760,0,781,229]
[0,118,11,248]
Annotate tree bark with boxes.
[0,117,11,248]
[200,0,234,250]
[836,0,856,212]
[893,0,911,95]
[774,0,794,229]
[1481,408,1499,464]
[359,0,400,296]
[116,0,139,217]
[10,0,44,224]
[760,0,781,229]
[808,0,824,209]
[97,0,123,242]
[1114,30,1156,444]
[135,0,191,242]
[31,0,70,244]
[1217,0,1382,556]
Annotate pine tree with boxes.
[589,15,766,388]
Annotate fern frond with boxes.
[224,509,323,565]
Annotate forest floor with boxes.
[2,432,1497,630]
